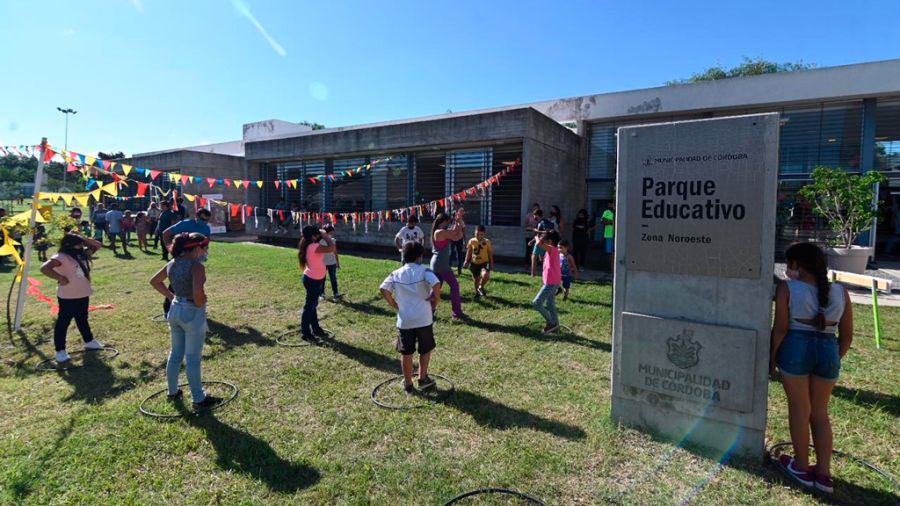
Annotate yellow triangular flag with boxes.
[8,210,45,224]
[85,155,96,166]
[91,189,102,202]
[100,182,118,196]
[255,180,263,188]
[74,193,91,207]
[60,193,74,205]
[122,164,133,176]
[233,179,242,189]
[184,193,195,202]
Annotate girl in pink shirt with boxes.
[39,233,105,363]
[298,225,335,343]
[532,230,562,333]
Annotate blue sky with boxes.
[1,0,898,156]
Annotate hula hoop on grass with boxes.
[371,374,455,410]
[768,441,899,501]
[443,488,550,505]
[35,347,120,372]
[139,380,239,419]
[151,313,166,322]
[273,329,335,347]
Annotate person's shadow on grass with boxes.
[328,340,587,441]
[186,413,321,493]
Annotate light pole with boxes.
[57,107,76,191]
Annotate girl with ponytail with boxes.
[771,242,853,494]
[40,232,105,364]
[150,232,221,409]
[298,225,335,343]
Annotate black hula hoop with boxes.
[273,329,335,347]
[371,373,455,410]
[35,347,120,372]
[151,313,166,322]
[139,380,239,420]
[444,488,550,506]
[768,441,899,499]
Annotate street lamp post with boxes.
[57,107,77,191]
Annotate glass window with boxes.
[413,152,446,221]
[876,98,900,172]
[331,158,368,213]
[491,146,523,226]
[370,155,408,211]
[819,102,862,171]
[779,107,821,174]
[588,126,616,179]
[447,149,491,226]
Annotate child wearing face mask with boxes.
[40,233,105,364]
[150,232,220,409]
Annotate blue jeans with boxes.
[301,275,325,337]
[326,264,339,296]
[166,298,208,401]
[532,284,559,326]
[776,329,841,380]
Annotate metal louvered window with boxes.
[331,157,368,213]
[260,160,325,212]
[876,98,900,172]
[370,155,408,211]
[780,102,864,174]
[414,151,446,221]
[447,149,491,226]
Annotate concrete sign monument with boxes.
[611,114,779,458]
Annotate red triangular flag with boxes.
[136,182,149,197]
[241,180,250,189]
[181,175,190,186]
[274,181,281,189]
[224,179,232,186]
[43,148,57,162]
[66,163,79,173]
[206,178,216,188]
[149,170,161,180]
[230,203,240,217]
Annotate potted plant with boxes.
[797,166,886,273]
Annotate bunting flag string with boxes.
[29,159,521,230]
[4,143,394,189]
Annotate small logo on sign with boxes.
[643,157,654,167]
[667,329,702,369]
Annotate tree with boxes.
[798,167,885,249]
[97,151,125,160]
[298,121,326,130]
[666,57,816,85]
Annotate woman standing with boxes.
[771,242,853,494]
[298,225,335,342]
[40,233,105,364]
[150,232,221,409]
[430,212,466,320]
[549,205,564,234]
[571,208,592,269]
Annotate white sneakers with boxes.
[55,350,72,363]
[84,340,104,350]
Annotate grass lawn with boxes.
[0,241,897,505]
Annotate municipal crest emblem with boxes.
[666,329,701,369]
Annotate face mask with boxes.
[785,268,800,279]
[198,252,209,263]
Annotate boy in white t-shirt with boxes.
[380,241,441,393]
[394,215,425,264]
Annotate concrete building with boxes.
[128,58,900,266]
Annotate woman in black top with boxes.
[571,209,593,269]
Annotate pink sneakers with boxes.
[813,472,834,494]
[779,455,814,487]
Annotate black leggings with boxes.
[573,237,589,270]
[54,297,94,351]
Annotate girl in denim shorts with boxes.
[770,242,853,494]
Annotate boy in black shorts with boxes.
[463,225,494,298]
[380,242,442,393]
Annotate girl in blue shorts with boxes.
[770,242,852,495]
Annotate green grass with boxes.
[0,242,897,505]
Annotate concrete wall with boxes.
[522,109,585,245]
[118,150,247,224]
[245,108,536,161]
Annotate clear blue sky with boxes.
[1,0,897,156]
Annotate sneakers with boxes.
[478,287,487,296]
[418,376,437,391]
[301,334,322,345]
[55,350,72,363]
[333,293,343,300]
[84,340,104,350]
[312,327,331,339]
[193,395,223,410]
[813,472,834,494]
[474,291,481,300]
[779,455,814,487]
[543,323,560,334]
[167,389,183,401]
[319,294,326,301]
[403,382,414,395]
